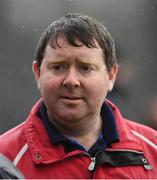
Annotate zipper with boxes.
[88,157,96,171]
[88,148,153,172]
[88,150,104,172]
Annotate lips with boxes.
[59,94,84,103]
[61,96,82,100]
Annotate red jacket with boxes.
[0,99,157,179]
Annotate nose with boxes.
[62,67,80,88]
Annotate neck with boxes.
[48,112,102,150]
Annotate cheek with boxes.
[86,79,109,104]
[91,86,107,101]
[91,75,109,94]
[39,75,60,96]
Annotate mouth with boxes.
[61,96,82,100]
[60,96,84,105]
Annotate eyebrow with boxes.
[46,58,66,64]
[46,57,99,66]
[76,58,99,66]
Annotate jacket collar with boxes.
[105,100,142,150]
[39,100,119,148]
[24,99,143,164]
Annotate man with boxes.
[0,13,157,179]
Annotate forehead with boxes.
[44,37,104,60]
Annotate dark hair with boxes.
[35,13,117,72]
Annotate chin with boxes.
[60,114,81,122]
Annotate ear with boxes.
[108,64,118,92]
[32,61,40,89]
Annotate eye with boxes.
[79,64,93,74]
[50,63,68,73]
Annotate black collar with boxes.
[39,101,119,155]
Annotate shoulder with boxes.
[124,118,157,149]
[123,119,157,170]
[125,119,157,138]
[0,121,26,142]
[0,121,27,160]
[0,100,42,155]
[106,99,157,149]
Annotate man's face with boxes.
[33,37,118,125]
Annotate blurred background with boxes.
[0,0,157,133]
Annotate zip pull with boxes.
[141,157,153,170]
[88,157,96,171]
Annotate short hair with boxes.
[35,13,117,72]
